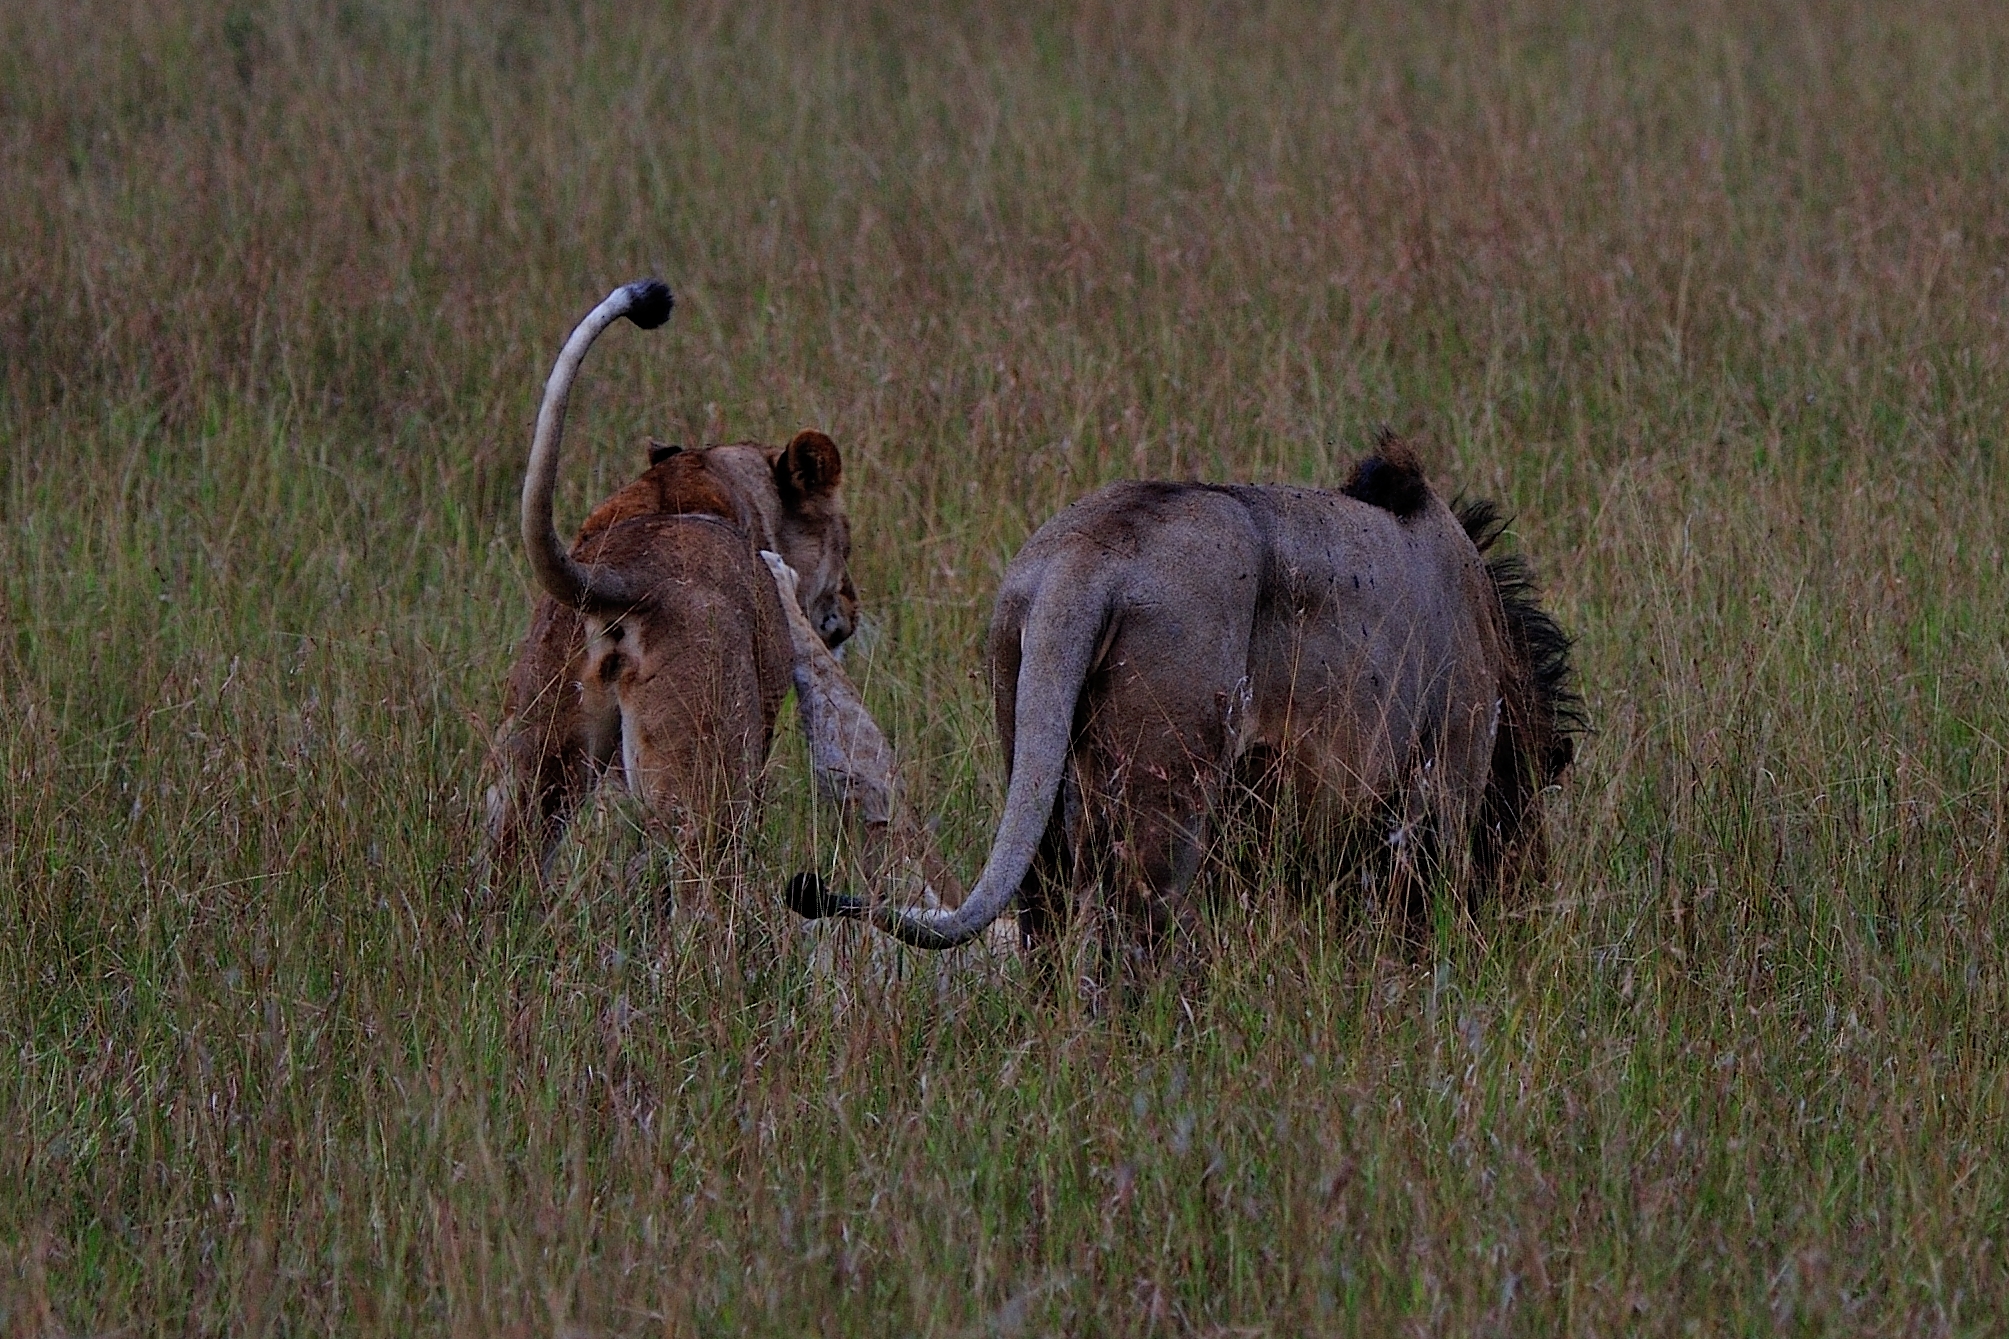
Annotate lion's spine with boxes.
[522,280,674,609]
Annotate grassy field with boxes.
[5,0,2008,1331]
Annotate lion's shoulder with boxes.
[575,453,741,544]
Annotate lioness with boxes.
[483,279,859,878]
[788,437,1580,963]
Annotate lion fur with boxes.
[482,281,859,880]
[793,437,1580,961]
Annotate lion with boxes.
[786,436,1581,966]
[482,279,859,879]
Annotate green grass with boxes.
[4,0,2008,1331]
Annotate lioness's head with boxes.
[628,428,858,649]
[765,429,858,649]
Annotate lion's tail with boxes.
[788,559,1114,950]
[520,279,674,610]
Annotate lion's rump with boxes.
[989,477,1533,933]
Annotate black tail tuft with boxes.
[1456,497,1586,893]
[785,870,864,921]
[622,278,674,330]
[1341,429,1430,519]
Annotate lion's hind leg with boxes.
[1076,708,1228,978]
[1071,604,1247,975]
[606,622,771,895]
[482,707,614,888]
[484,600,620,889]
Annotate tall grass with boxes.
[4,0,2007,1331]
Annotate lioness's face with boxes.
[774,508,857,649]
[769,430,859,649]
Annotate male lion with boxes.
[483,279,859,879]
[788,437,1580,965]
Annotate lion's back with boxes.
[990,476,1503,805]
[583,516,793,748]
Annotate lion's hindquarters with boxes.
[599,524,792,856]
[483,598,618,879]
[994,485,1549,956]
[989,498,1266,951]
[1062,589,1259,947]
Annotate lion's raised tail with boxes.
[521,279,675,611]
[788,563,1115,950]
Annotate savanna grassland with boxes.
[4,0,2008,1332]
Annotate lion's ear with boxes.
[775,429,843,501]
[646,437,684,466]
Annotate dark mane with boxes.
[1341,429,1430,519]
[1456,497,1586,893]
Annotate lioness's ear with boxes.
[775,429,843,501]
[646,437,685,466]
